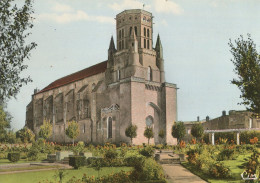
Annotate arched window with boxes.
[129,27,132,36]
[122,29,124,38]
[122,40,124,49]
[147,29,150,38]
[147,40,150,49]
[146,116,153,127]
[144,39,146,48]
[83,99,89,118]
[144,27,146,37]
[119,30,121,39]
[147,66,152,81]
[134,26,137,36]
[107,117,112,138]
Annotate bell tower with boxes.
[106,9,165,84]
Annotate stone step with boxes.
[160,158,181,164]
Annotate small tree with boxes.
[125,124,137,144]
[159,129,165,140]
[39,119,52,140]
[171,121,186,143]
[191,122,204,141]
[144,126,154,145]
[16,127,35,143]
[65,120,79,145]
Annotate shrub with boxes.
[217,148,235,161]
[124,155,145,171]
[104,148,118,161]
[139,146,154,158]
[214,132,236,144]
[240,131,260,144]
[69,155,86,169]
[27,146,39,161]
[7,152,20,162]
[186,149,199,165]
[131,158,165,181]
[209,162,231,178]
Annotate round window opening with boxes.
[146,116,153,127]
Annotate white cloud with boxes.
[38,11,115,24]
[52,3,74,13]
[154,0,183,15]
[109,0,151,11]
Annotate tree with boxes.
[16,127,35,143]
[171,121,186,143]
[144,126,154,145]
[229,35,260,115]
[0,103,12,142]
[191,122,204,141]
[65,120,79,145]
[125,124,137,144]
[158,129,165,140]
[39,119,52,140]
[0,0,37,101]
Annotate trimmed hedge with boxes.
[69,155,86,169]
[7,152,20,162]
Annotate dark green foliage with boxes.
[27,146,39,161]
[16,127,35,143]
[125,124,137,144]
[214,132,236,143]
[209,162,231,178]
[104,148,118,161]
[139,146,154,158]
[202,133,210,144]
[217,148,235,161]
[7,152,20,162]
[158,129,165,139]
[0,103,12,142]
[69,156,86,169]
[124,155,145,171]
[144,126,154,145]
[171,122,186,143]
[229,35,260,114]
[240,131,260,144]
[191,122,204,140]
[0,0,37,100]
[244,150,259,177]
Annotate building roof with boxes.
[37,61,107,94]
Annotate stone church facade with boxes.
[26,9,178,145]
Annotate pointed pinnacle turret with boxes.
[130,28,137,40]
[109,36,116,51]
[155,34,163,58]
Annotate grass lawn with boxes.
[0,159,41,165]
[0,165,61,172]
[182,153,252,183]
[0,166,133,183]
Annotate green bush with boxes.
[124,155,145,171]
[217,148,235,161]
[104,148,118,160]
[209,162,231,178]
[27,146,39,161]
[69,155,86,169]
[214,132,236,144]
[139,146,154,158]
[240,131,260,144]
[7,152,20,162]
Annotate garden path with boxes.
[162,164,207,183]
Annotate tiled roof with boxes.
[37,61,107,94]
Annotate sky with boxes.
[7,0,260,130]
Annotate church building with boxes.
[26,9,178,145]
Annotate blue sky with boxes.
[7,0,260,130]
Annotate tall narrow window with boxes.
[122,29,124,38]
[148,66,152,81]
[134,26,137,36]
[147,29,150,38]
[107,117,112,138]
[144,39,146,48]
[144,27,146,37]
[129,27,132,35]
[119,41,121,50]
[122,40,124,49]
[147,40,150,49]
[119,30,121,39]
[117,70,120,81]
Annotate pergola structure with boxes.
[204,128,260,145]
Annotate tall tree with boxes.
[125,124,137,145]
[229,35,260,115]
[0,0,37,101]
[171,121,186,143]
[65,120,79,145]
[16,127,35,143]
[144,126,154,145]
[0,103,11,142]
[39,119,53,140]
[191,122,204,141]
